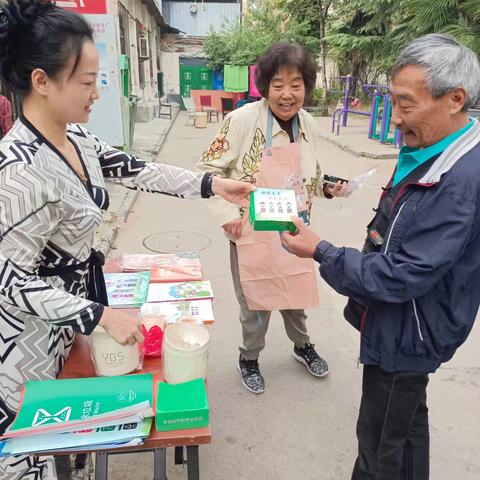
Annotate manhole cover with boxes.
[143,231,212,253]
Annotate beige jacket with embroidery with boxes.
[197,98,325,227]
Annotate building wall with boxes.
[160,35,206,96]
[119,0,160,103]
[161,52,182,96]
[163,1,241,36]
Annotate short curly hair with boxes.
[255,42,317,99]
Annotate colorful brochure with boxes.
[146,281,213,303]
[0,419,152,456]
[141,300,214,325]
[105,271,150,308]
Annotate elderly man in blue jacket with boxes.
[282,33,480,479]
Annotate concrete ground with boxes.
[104,112,479,479]
[314,114,400,159]
[94,108,179,253]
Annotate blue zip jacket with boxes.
[314,121,480,373]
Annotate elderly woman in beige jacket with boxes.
[197,42,345,394]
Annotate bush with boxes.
[309,87,323,107]
[327,90,343,107]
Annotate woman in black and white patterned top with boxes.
[0,2,252,478]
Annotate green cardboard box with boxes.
[155,379,209,431]
[250,187,298,232]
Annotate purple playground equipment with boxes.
[331,76,402,148]
[331,76,370,133]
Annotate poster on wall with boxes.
[96,43,110,88]
[57,1,107,15]
[84,14,125,148]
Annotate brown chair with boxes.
[158,97,172,119]
[220,97,234,119]
[199,95,219,123]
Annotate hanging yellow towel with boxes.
[224,65,249,92]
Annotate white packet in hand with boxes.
[343,167,377,197]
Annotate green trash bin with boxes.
[120,55,131,98]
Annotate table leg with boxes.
[186,446,200,480]
[153,448,167,480]
[94,452,108,480]
[54,456,72,480]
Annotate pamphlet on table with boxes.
[105,271,150,308]
[147,281,213,303]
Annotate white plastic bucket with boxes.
[163,324,210,384]
[89,326,141,376]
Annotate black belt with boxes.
[38,249,109,306]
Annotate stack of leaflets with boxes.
[147,281,214,304]
[0,374,154,456]
[119,252,203,283]
[105,271,150,308]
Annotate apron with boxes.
[235,109,319,311]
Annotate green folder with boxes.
[156,380,209,432]
[5,374,154,438]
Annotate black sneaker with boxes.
[294,343,329,377]
[237,356,265,394]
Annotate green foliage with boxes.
[204,0,480,98]
[325,0,480,85]
[325,0,407,83]
[310,88,324,107]
[203,0,320,70]
[396,0,480,57]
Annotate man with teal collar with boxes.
[282,34,480,479]
[394,119,473,185]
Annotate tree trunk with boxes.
[319,17,329,115]
[317,0,331,116]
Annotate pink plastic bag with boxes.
[118,252,203,283]
[140,304,166,357]
[141,324,164,358]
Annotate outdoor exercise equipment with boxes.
[331,76,402,148]
[363,84,402,148]
[331,76,370,134]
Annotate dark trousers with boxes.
[352,365,430,480]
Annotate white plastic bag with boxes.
[343,167,377,197]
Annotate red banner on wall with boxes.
[57,0,107,15]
